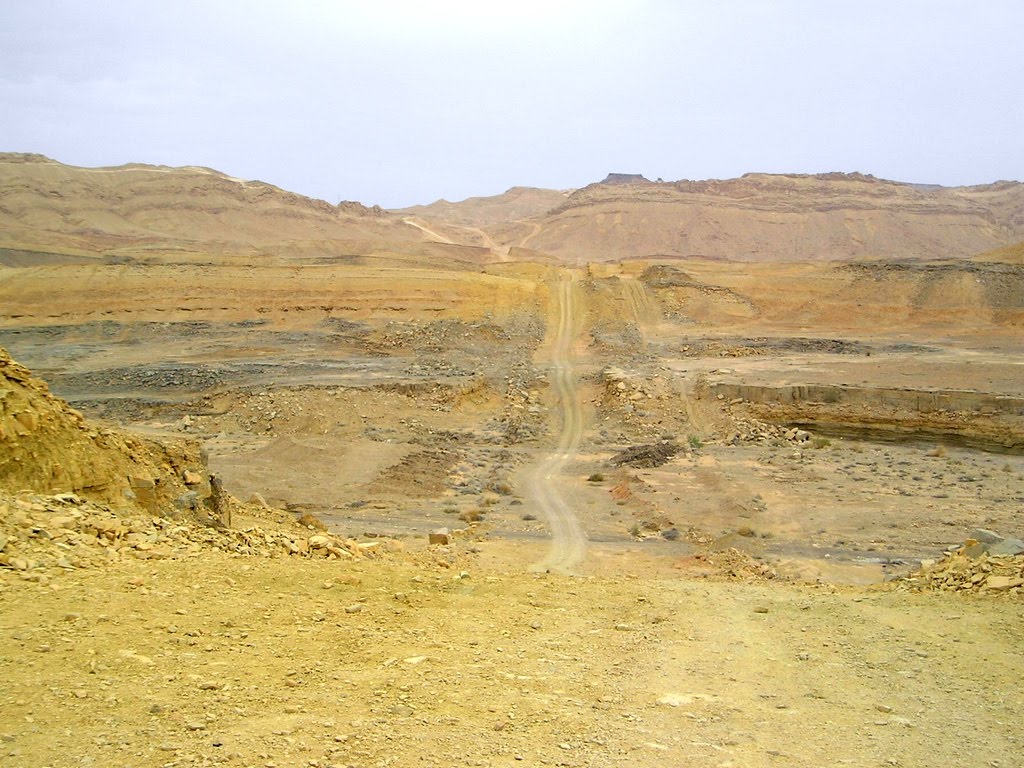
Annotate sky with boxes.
[1,0,1022,209]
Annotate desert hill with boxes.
[396,185,570,228]
[0,153,429,264]
[415,172,1024,263]
[3,154,1023,265]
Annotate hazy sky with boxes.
[2,1,1022,208]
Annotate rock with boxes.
[344,604,363,614]
[0,534,7,553]
[989,538,1024,557]
[970,528,1004,544]
[961,541,988,558]
[174,491,199,511]
[248,492,270,508]
[429,528,450,545]
[983,575,1024,591]
[182,470,202,486]
[297,512,327,530]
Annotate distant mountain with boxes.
[0,153,419,263]
[413,172,1024,263]
[3,155,1022,264]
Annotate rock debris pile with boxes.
[898,530,1024,595]
[0,491,385,584]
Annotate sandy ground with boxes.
[2,256,1023,767]
[3,546,1023,768]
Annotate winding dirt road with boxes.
[527,274,588,573]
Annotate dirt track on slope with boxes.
[527,275,588,573]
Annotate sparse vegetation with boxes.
[812,437,832,449]
[587,472,605,482]
[688,434,703,450]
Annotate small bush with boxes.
[811,437,832,450]
[688,435,703,450]
[587,473,605,482]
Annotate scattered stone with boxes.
[344,604,363,614]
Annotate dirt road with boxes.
[402,217,456,244]
[527,274,588,573]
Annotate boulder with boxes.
[428,528,450,545]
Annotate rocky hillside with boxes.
[395,185,569,228]
[503,172,1024,262]
[0,346,205,509]
[4,154,1023,264]
[0,153,421,263]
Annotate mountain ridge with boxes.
[2,153,1023,264]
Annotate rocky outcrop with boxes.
[0,347,205,508]
[600,173,650,185]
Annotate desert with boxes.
[1,153,1023,767]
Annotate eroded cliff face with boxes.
[0,347,205,509]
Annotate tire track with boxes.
[528,275,587,573]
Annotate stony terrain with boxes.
[1,155,1023,767]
